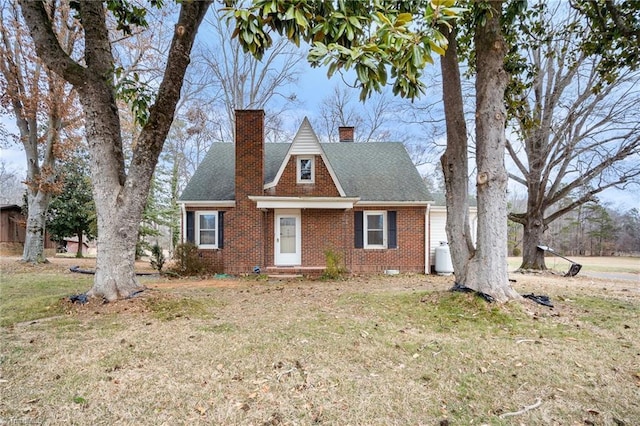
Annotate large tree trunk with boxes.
[510,177,548,270]
[86,143,150,300]
[22,191,51,263]
[77,54,147,300]
[76,229,84,258]
[89,203,145,300]
[520,211,546,270]
[19,0,211,301]
[439,23,475,278]
[78,2,208,301]
[461,1,519,302]
[21,116,57,264]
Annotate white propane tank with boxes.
[435,241,454,276]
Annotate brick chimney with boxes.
[226,109,265,275]
[338,126,354,142]
[235,109,265,199]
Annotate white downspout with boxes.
[425,204,431,274]
[180,202,186,244]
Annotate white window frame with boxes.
[296,156,314,183]
[196,211,218,249]
[364,211,387,249]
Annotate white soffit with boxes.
[356,201,430,207]
[178,201,236,208]
[249,196,359,209]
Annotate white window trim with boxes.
[364,210,387,249]
[196,211,218,249]
[296,156,314,184]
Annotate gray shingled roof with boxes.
[323,143,430,201]
[179,142,431,202]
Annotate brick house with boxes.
[179,109,470,275]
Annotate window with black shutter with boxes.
[187,211,222,249]
[354,210,397,249]
[218,211,224,248]
[388,211,397,249]
[186,211,195,244]
[354,211,364,248]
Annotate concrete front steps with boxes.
[264,266,326,280]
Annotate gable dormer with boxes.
[289,117,323,156]
[265,118,346,197]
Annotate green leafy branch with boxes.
[224,0,465,101]
[114,67,154,127]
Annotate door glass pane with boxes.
[280,217,296,254]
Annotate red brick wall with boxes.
[348,207,426,273]
[189,205,426,274]
[263,209,349,267]
[198,247,225,274]
[184,207,226,274]
[301,210,349,265]
[266,155,340,197]
[262,206,426,273]
[234,110,264,197]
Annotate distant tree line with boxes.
[508,199,640,257]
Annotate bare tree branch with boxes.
[505,2,640,269]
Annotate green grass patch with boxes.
[144,297,212,321]
[336,290,596,346]
[339,290,525,333]
[571,295,640,329]
[0,272,92,326]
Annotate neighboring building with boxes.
[0,204,56,253]
[61,236,97,257]
[179,110,470,276]
[428,205,477,267]
[1,205,26,250]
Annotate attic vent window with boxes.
[297,157,314,183]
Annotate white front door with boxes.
[275,209,301,266]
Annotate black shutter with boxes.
[388,211,397,249]
[218,211,224,248]
[186,211,195,243]
[354,211,363,248]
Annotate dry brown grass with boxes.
[1,256,639,425]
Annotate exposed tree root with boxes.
[499,397,542,418]
[69,265,156,276]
